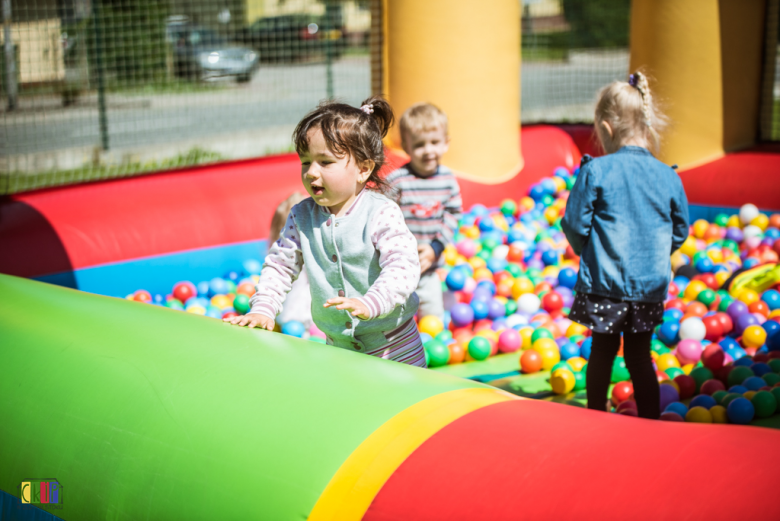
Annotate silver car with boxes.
[168,23,259,82]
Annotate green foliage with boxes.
[561,0,631,48]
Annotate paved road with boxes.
[2,52,629,159]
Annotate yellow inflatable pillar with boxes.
[383,0,522,182]
[630,0,767,169]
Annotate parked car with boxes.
[233,14,345,63]
[167,22,259,82]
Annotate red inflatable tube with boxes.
[366,400,780,521]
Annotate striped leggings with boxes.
[327,318,427,368]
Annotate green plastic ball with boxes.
[541,194,555,207]
[728,366,755,388]
[751,390,777,418]
[551,361,572,374]
[435,330,453,343]
[665,367,684,380]
[569,334,585,345]
[573,370,587,391]
[611,357,630,383]
[566,176,577,190]
[526,267,542,279]
[531,327,554,344]
[467,336,492,361]
[500,199,517,216]
[505,300,518,316]
[718,296,735,312]
[697,289,717,307]
[425,340,451,367]
[165,299,184,310]
[763,373,780,386]
[476,249,491,261]
[690,367,714,392]
[651,339,669,354]
[481,237,500,253]
[722,239,739,253]
[233,294,251,314]
[692,251,709,264]
[771,387,780,406]
[768,359,780,373]
[506,263,524,278]
[309,336,327,344]
[712,390,729,404]
[721,393,743,408]
[714,213,729,227]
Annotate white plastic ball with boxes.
[517,293,541,314]
[491,245,510,260]
[739,204,759,225]
[679,317,706,341]
[505,313,529,329]
[742,224,763,240]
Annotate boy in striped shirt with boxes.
[385,103,462,320]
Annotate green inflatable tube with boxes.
[0,275,483,519]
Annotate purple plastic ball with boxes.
[659,383,680,411]
[487,299,506,320]
[451,303,475,327]
[727,300,749,322]
[725,227,744,242]
[735,313,760,336]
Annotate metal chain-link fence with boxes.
[2,0,635,195]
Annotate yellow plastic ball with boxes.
[511,278,535,299]
[532,337,558,352]
[186,305,206,315]
[476,329,499,343]
[692,219,709,239]
[544,207,559,225]
[682,363,694,375]
[737,289,759,306]
[684,280,708,300]
[551,368,576,395]
[743,390,757,401]
[751,213,769,231]
[418,315,444,337]
[706,249,724,264]
[493,214,509,232]
[444,250,459,266]
[551,177,567,193]
[473,268,493,282]
[567,357,587,372]
[685,406,713,423]
[671,251,687,271]
[463,226,481,239]
[651,351,659,362]
[715,271,731,287]
[680,236,698,257]
[770,309,780,319]
[709,405,728,423]
[656,353,681,372]
[742,325,767,348]
[566,322,589,338]
[211,295,232,309]
[469,257,487,270]
[519,197,535,212]
[519,326,535,349]
[538,346,561,371]
[726,215,742,228]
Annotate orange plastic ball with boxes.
[520,349,543,373]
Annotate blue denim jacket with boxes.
[561,146,689,303]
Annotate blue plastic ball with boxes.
[580,337,592,360]
[541,250,559,266]
[726,347,747,361]
[719,337,739,351]
[728,385,748,394]
[196,281,210,296]
[478,217,496,232]
[469,204,489,217]
[658,321,681,346]
[541,178,557,195]
[762,289,780,311]
[419,332,433,344]
[663,308,684,322]
[445,269,467,291]
[673,276,689,291]
[560,342,581,360]
[694,257,714,273]
[553,167,570,178]
[471,299,490,320]
[763,320,780,339]
[734,356,754,367]
[476,280,497,295]
[281,320,306,338]
[742,376,767,391]
[528,184,546,202]
[727,397,755,424]
[205,305,223,319]
[486,258,508,273]
[750,362,772,377]
[243,259,262,275]
[664,401,689,417]
[690,394,717,410]
[557,267,578,289]
[208,277,229,298]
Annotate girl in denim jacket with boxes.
[562,72,689,419]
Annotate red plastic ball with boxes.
[611,381,634,405]
[701,344,725,371]
[133,290,152,303]
[715,313,734,334]
[542,291,564,312]
[673,374,696,399]
[700,378,726,395]
[748,300,769,318]
[173,281,197,304]
[701,315,723,342]
[715,365,733,385]
[699,273,718,290]
[666,299,686,311]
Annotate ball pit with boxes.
[126,163,780,428]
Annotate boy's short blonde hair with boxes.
[399,103,449,143]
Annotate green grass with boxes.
[2,147,224,196]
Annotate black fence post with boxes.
[93,0,109,151]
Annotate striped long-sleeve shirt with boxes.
[385,164,462,265]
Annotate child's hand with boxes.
[418,244,436,273]
[223,313,275,331]
[324,297,370,320]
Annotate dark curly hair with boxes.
[292,96,395,195]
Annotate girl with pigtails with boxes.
[226,97,427,368]
[562,72,690,419]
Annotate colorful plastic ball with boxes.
[445,269,467,291]
[487,299,506,320]
[281,320,306,338]
[551,368,576,395]
[498,329,522,353]
[208,277,229,298]
[679,317,706,341]
[721,393,743,408]
[686,406,713,423]
[689,367,714,393]
[615,401,638,416]
[739,203,760,224]
[531,327,554,344]
[450,303,475,327]
[559,342,580,360]
[675,339,703,365]
[763,373,780,386]
[185,304,206,315]
[520,349,543,373]
[425,340,451,367]
[660,411,685,422]
[165,299,184,310]
[664,401,688,417]
[517,293,542,314]
[658,321,681,346]
[742,376,767,391]
[500,199,517,216]
[742,324,767,348]
[656,353,681,372]
[567,357,587,372]
[580,337,592,360]
[710,405,729,423]
[538,345,561,370]
[419,315,444,337]
[699,378,726,396]
[726,397,755,424]
[659,383,680,410]
[467,336,492,361]
[470,299,490,321]
[242,259,262,275]
[690,394,717,410]
[751,390,778,417]
[611,381,634,404]
[173,281,197,303]
[701,344,725,371]
[674,374,696,399]
[762,289,780,311]
[557,267,578,289]
[735,313,760,337]
[573,370,586,391]
[228,294,248,315]
[727,366,755,388]
[541,291,564,312]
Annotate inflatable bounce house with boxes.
[2,1,780,519]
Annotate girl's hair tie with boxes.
[360,104,374,115]
[628,73,638,88]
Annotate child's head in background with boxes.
[399,103,450,177]
[595,71,667,155]
[292,96,394,215]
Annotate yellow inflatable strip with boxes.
[308,387,517,521]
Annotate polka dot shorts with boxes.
[568,293,664,334]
